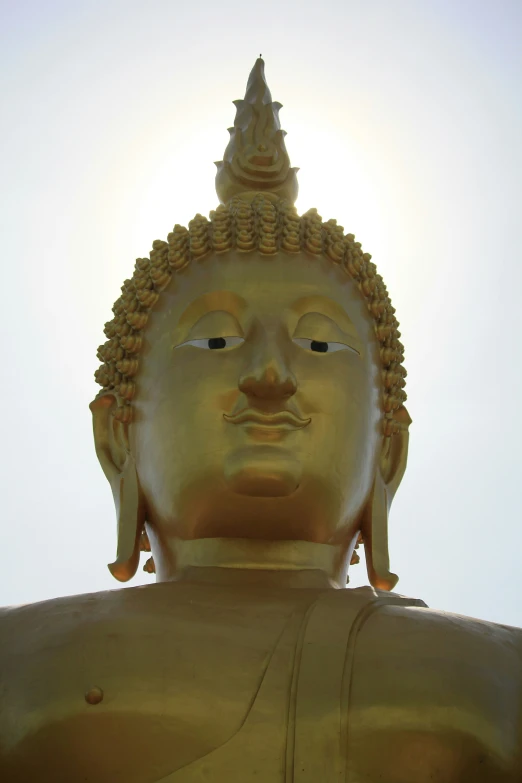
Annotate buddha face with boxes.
[131,249,383,551]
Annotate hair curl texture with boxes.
[95,194,407,434]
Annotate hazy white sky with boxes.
[1,0,521,626]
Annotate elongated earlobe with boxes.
[108,453,144,582]
[360,473,398,591]
[90,394,145,582]
[361,406,411,591]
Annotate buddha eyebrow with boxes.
[177,290,248,328]
[291,295,359,335]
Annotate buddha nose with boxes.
[239,340,297,400]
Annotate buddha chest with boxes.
[0,583,520,782]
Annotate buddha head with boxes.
[90,59,410,590]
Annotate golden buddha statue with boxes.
[0,59,521,783]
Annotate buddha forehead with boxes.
[143,249,378,349]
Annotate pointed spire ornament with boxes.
[215,58,299,206]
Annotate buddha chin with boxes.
[224,445,302,497]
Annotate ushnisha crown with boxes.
[215,58,299,205]
[94,58,407,432]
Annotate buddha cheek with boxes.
[300,375,380,526]
[133,387,224,516]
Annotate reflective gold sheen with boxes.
[0,60,521,783]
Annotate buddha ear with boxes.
[361,406,411,592]
[90,395,144,582]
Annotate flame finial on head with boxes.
[215,58,299,205]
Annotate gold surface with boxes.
[0,58,521,782]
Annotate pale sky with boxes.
[1,0,521,627]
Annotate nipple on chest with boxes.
[85,686,104,705]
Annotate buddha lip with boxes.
[223,409,311,429]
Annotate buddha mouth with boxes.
[223,409,311,429]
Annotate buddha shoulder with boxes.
[0,580,302,676]
[0,583,305,782]
[0,585,158,664]
[359,596,522,669]
[349,596,522,781]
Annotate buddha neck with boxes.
[155,538,349,589]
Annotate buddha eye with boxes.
[182,336,244,350]
[293,338,359,355]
